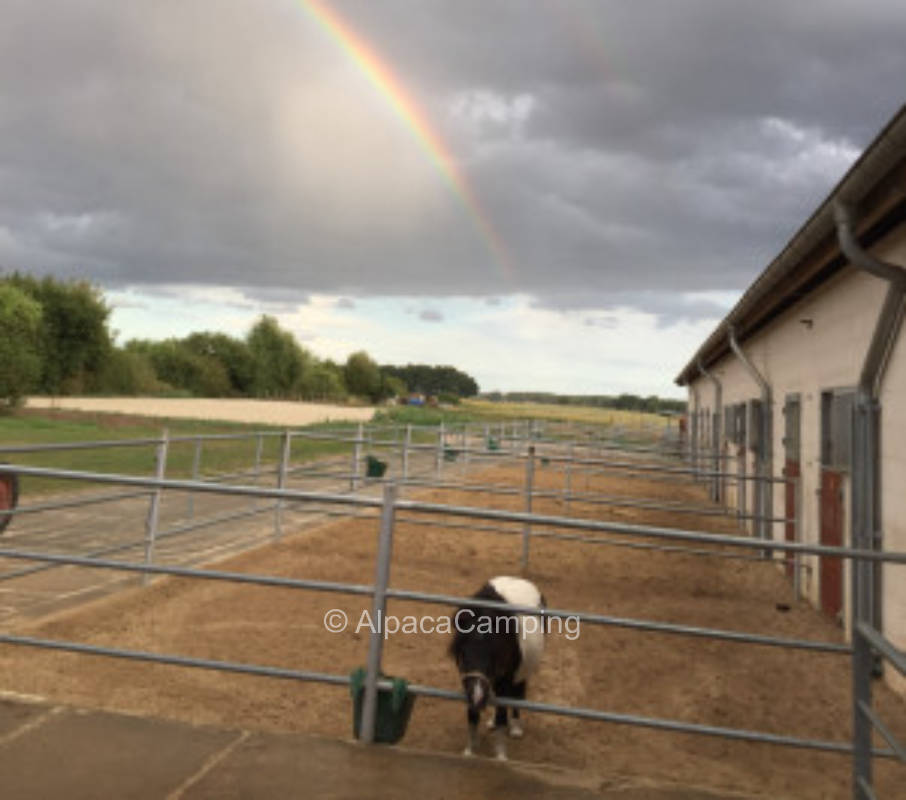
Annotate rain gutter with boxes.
[675,104,906,387]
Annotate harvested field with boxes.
[1,463,903,799]
[24,397,375,427]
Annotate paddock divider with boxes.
[186,436,203,519]
[521,445,535,569]
[142,428,168,585]
[1,427,904,793]
[274,430,292,540]
[360,482,398,744]
[0,631,894,760]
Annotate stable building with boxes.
[675,104,906,696]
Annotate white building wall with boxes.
[876,235,906,696]
[686,229,906,695]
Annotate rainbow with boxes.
[297,0,513,281]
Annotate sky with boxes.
[1,1,904,398]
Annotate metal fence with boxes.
[0,446,903,796]
[0,421,782,583]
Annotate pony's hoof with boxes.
[508,722,524,739]
[495,752,508,762]
[462,747,474,758]
[485,716,496,731]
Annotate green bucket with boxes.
[443,448,458,462]
[349,667,415,744]
[366,455,387,478]
[486,437,499,451]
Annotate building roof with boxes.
[675,104,906,387]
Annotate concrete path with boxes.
[0,697,754,800]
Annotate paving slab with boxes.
[0,697,50,740]
[0,699,757,800]
[0,705,236,800]
[181,731,742,800]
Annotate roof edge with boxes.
[675,103,906,387]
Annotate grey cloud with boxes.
[1,1,904,320]
[419,309,444,322]
[542,290,735,328]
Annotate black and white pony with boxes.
[449,576,545,760]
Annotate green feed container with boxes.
[365,455,388,478]
[487,437,499,451]
[443,448,458,462]
[350,667,415,744]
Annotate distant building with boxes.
[676,104,906,696]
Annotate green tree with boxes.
[95,347,164,395]
[126,339,231,397]
[0,284,42,408]
[379,373,407,402]
[246,315,311,398]
[299,361,348,401]
[183,331,255,395]
[6,274,112,394]
[380,363,478,397]
[344,350,382,402]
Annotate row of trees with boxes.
[0,274,481,409]
[381,364,478,399]
[480,391,686,415]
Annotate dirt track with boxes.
[1,464,904,798]
[24,396,375,426]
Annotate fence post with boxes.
[436,422,444,477]
[360,482,397,744]
[351,423,363,492]
[521,445,535,570]
[251,433,264,509]
[793,472,802,600]
[850,392,874,798]
[402,424,411,481]
[143,429,169,585]
[564,442,573,514]
[274,430,291,540]
[462,424,469,474]
[186,436,202,519]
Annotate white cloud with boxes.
[448,89,536,140]
[108,287,703,397]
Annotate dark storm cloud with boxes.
[1,1,904,323]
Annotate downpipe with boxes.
[728,326,773,552]
[834,201,906,651]
[834,200,906,796]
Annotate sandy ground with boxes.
[1,464,904,798]
[24,396,375,426]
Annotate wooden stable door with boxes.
[819,469,844,620]
[783,460,799,579]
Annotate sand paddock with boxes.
[24,396,375,427]
[1,463,904,798]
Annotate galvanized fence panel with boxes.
[1,421,902,793]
